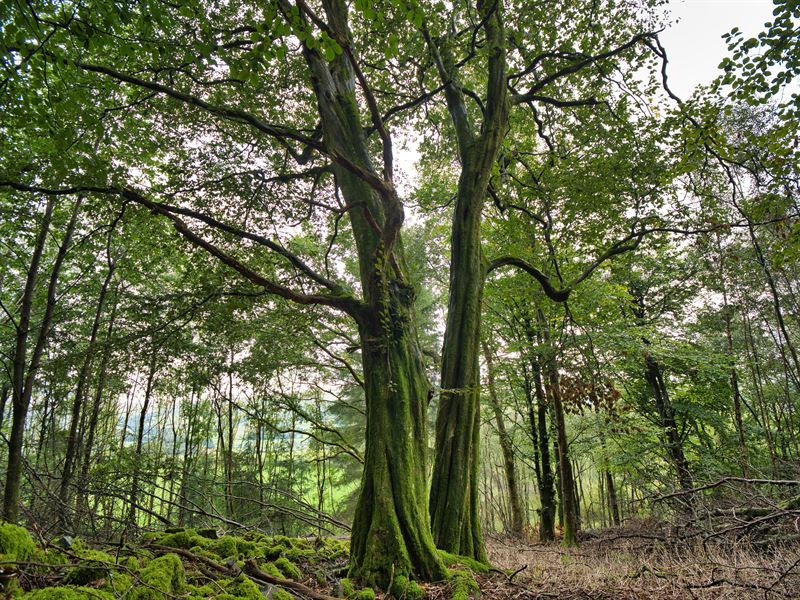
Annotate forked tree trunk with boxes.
[298,0,445,582]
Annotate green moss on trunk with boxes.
[348,293,446,587]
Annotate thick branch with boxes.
[0,181,362,315]
[512,32,655,103]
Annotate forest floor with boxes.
[3,519,799,599]
[481,520,800,599]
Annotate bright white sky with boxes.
[659,0,774,98]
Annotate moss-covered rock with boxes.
[31,547,68,567]
[318,539,349,561]
[102,572,134,595]
[206,535,259,559]
[63,549,114,585]
[196,528,219,540]
[388,575,424,600]
[271,587,294,600]
[448,571,479,600]
[157,529,209,551]
[259,561,284,579]
[221,575,263,600]
[339,577,356,597]
[130,553,184,600]
[0,522,36,562]
[274,557,301,580]
[25,586,114,599]
[355,588,376,600]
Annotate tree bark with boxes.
[538,309,579,546]
[482,340,525,535]
[429,0,508,561]
[348,306,446,585]
[4,197,80,522]
[297,0,446,583]
[531,360,557,541]
[643,354,694,497]
[59,258,115,525]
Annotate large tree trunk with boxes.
[430,177,487,560]
[296,0,446,583]
[428,0,507,562]
[349,298,446,586]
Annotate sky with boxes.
[659,0,775,98]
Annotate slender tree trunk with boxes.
[4,197,80,522]
[76,288,118,519]
[748,222,800,384]
[0,385,8,431]
[721,292,749,477]
[3,198,54,521]
[538,309,578,546]
[59,259,115,525]
[482,340,525,535]
[643,354,694,497]
[714,237,749,476]
[599,431,620,527]
[128,346,158,529]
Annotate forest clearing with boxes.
[1,0,799,597]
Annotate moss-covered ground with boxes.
[0,524,486,599]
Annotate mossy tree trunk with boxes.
[297,0,446,584]
[531,355,557,541]
[349,295,446,586]
[427,0,507,561]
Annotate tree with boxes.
[1,0,668,580]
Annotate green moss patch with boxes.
[389,575,424,600]
[275,556,302,580]
[0,522,36,562]
[130,553,185,599]
[438,551,490,574]
[272,588,295,600]
[25,587,114,599]
[448,571,479,600]
[63,549,115,585]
